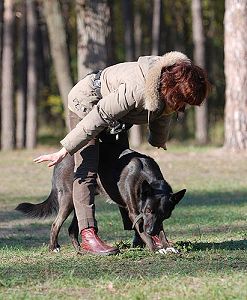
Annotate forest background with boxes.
[1,0,246,151]
[1,2,247,299]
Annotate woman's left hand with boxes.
[33,147,68,167]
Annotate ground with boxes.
[0,145,247,300]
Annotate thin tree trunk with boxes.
[122,0,142,147]
[1,0,15,150]
[0,1,3,83]
[43,0,73,128]
[151,0,161,56]
[26,0,38,149]
[122,0,135,61]
[224,0,247,150]
[39,7,50,89]
[16,1,27,149]
[106,0,115,65]
[0,1,3,141]
[0,1,3,59]
[191,0,208,144]
[134,5,142,58]
[76,0,110,79]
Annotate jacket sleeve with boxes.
[60,83,136,155]
[148,115,172,149]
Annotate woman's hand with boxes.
[33,147,68,167]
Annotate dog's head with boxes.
[140,180,186,236]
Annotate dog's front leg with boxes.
[159,229,179,254]
[128,212,155,251]
[135,227,155,251]
[158,230,171,248]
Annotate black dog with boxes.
[16,140,186,253]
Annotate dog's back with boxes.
[98,142,168,208]
[16,142,167,217]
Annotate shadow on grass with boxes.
[192,239,247,251]
[175,239,247,252]
[1,190,247,251]
[1,246,247,286]
[0,221,72,251]
[0,193,118,214]
[182,190,247,207]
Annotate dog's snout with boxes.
[144,216,157,236]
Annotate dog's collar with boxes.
[132,213,144,229]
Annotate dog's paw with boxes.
[53,247,60,253]
[156,247,179,255]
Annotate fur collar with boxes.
[144,51,191,111]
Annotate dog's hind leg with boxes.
[49,194,73,252]
[68,211,80,252]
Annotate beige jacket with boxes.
[61,51,191,155]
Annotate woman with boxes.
[34,51,210,255]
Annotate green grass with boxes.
[0,146,247,299]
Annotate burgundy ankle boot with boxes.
[80,228,119,255]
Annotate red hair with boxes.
[159,62,210,112]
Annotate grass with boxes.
[0,145,247,299]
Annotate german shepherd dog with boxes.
[16,135,186,254]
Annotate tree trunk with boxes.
[134,4,142,58]
[0,1,3,140]
[43,0,73,128]
[123,0,142,147]
[26,0,38,149]
[16,1,27,149]
[224,0,247,150]
[38,5,50,89]
[1,0,15,150]
[0,0,3,81]
[76,0,110,79]
[122,0,135,61]
[151,0,161,56]
[0,1,3,59]
[106,0,115,66]
[191,0,208,144]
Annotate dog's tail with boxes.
[15,188,59,218]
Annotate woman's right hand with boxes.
[33,147,68,167]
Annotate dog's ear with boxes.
[170,189,186,205]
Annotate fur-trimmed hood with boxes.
[139,51,191,111]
